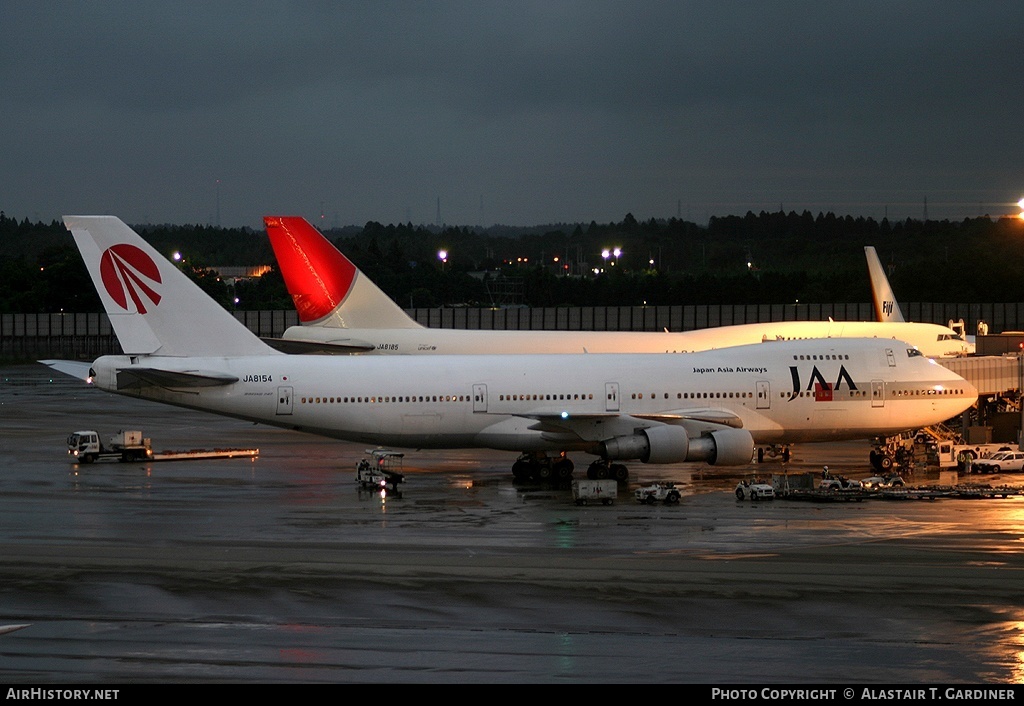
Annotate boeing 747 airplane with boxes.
[44,216,977,481]
[265,217,973,358]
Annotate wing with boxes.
[514,406,745,443]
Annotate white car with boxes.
[972,451,1024,474]
[862,474,906,490]
[735,480,775,501]
[819,476,863,491]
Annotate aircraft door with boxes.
[276,386,293,415]
[886,348,896,367]
[871,380,885,408]
[473,383,487,413]
[756,381,771,409]
[605,382,620,412]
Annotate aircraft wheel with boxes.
[511,460,532,480]
[611,464,629,481]
[554,459,574,479]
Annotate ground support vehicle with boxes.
[356,449,405,491]
[931,440,1015,470]
[862,474,906,490]
[819,476,864,491]
[734,479,775,500]
[68,429,259,464]
[68,430,152,463]
[970,451,1024,474]
[869,434,916,472]
[572,479,617,505]
[634,482,682,504]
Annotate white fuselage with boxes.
[88,338,975,455]
[281,319,973,359]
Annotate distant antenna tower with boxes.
[436,197,441,226]
[923,196,928,221]
[215,179,221,227]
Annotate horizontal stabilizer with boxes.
[116,367,239,390]
[38,359,94,382]
[261,337,376,354]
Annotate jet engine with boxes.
[601,425,754,465]
[684,428,755,465]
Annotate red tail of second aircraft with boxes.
[263,216,423,330]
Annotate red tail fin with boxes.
[264,216,358,323]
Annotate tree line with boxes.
[1,209,1022,314]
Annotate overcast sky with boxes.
[2,1,1022,229]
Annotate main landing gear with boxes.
[756,445,791,463]
[586,459,630,481]
[509,453,631,482]
[511,452,575,482]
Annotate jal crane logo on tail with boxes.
[99,244,162,314]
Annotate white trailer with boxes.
[572,479,617,505]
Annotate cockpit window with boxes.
[907,348,923,358]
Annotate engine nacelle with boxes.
[602,425,689,464]
[685,428,755,466]
[601,426,754,466]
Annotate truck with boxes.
[356,449,405,492]
[572,479,617,505]
[929,440,1015,469]
[68,430,152,463]
[68,429,259,464]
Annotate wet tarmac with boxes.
[3,363,1024,684]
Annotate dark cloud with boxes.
[2,1,1022,228]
